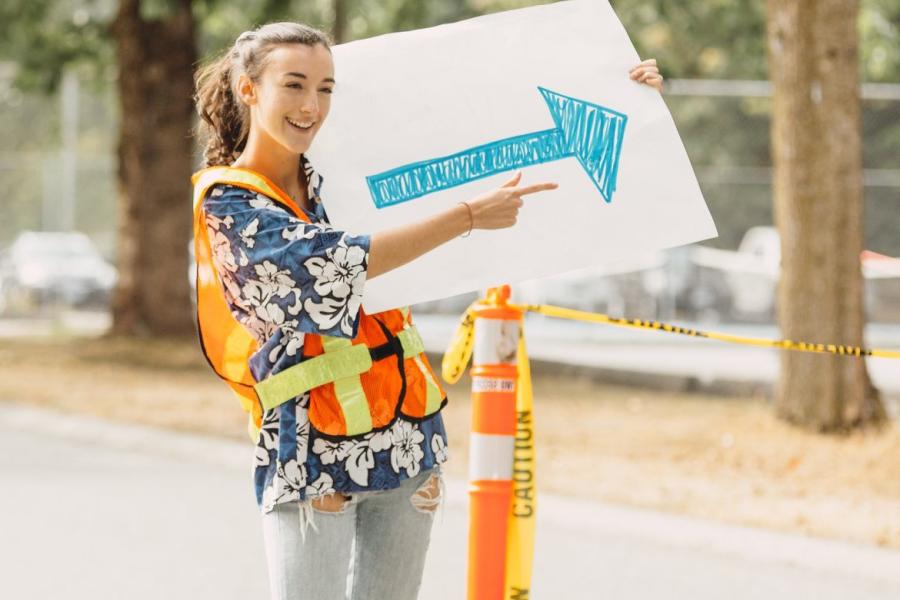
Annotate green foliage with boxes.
[613,0,899,82]
[4,0,896,89]
[612,0,768,79]
[0,0,897,254]
[860,0,900,82]
[339,0,476,38]
[194,0,333,58]
[0,0,115,93]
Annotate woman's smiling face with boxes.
[239,43,335,155]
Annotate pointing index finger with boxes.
[516,182,559,196]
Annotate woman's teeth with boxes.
[286,117,315,130]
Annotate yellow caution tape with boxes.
[442,302,900,384]
[441,304,478,384]
[441,294,899,598]
[518,303,900,359]
[504,331,536,599]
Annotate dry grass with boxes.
[3,334,899,549]
[0,334,247,437]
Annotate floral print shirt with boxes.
[202,156,450,513]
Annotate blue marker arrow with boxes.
[366,87,627,209]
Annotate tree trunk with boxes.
[333,0,349,44]
[109,0,196,336]
[765,0,885,431]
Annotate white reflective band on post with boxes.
[472,377,516,393]
[469,432,514,480]
[473,318,520,365]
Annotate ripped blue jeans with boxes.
[261,465,446,600]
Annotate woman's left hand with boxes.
[630,58,663,93]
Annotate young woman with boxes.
[193,21,662,600]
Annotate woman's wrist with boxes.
[457,201,474,237]
[444,202,472,239]
[368,200,476,279]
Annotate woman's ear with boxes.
[236,72,257,106]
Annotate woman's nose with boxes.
[300,92,318,115]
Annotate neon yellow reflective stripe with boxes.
[398,324,442,414]
[321,336,351,350]
[254,325,430,426]
[331,374,372,435]
[321,336,372,435]
[398,327,425,357]
[413,354,443,414]
[254,344,372,411]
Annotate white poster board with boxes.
[308,0,717,313]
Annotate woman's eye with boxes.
[287,83,302,89]
[319,88,333,95]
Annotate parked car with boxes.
[0,231,117,314]
[688,226,900,322]
[688,226,778,321]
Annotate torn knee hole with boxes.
[410,472,442,513]
[311,493,351,513]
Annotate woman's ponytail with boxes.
[194,50,247,167]
[193,22,332,168]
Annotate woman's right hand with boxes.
[466,171,558,229]
[367,171,558,279]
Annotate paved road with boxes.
[3,404,900,599]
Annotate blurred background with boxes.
[1,1,898,324]
[1,1,899,598]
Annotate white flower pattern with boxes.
[312,438,354,465]
[240,218,259,248]
[202,155,449,515]
[303,242,367,336]
[390,420,426,477]
[431,433,449,463]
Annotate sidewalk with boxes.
[3,403,900,599]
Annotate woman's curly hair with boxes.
[193,22,332,168]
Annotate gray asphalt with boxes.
[3,405,900,599]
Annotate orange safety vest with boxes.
[191,166,447,443]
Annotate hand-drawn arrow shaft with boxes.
[366,88,627,209]
[368,129,562,208]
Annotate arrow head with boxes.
[538,87,627,202]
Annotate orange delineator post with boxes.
[467,285,523,600]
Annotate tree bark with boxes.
[333,0,349,44]
[109,0,196,336]
[765,0,885,431]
